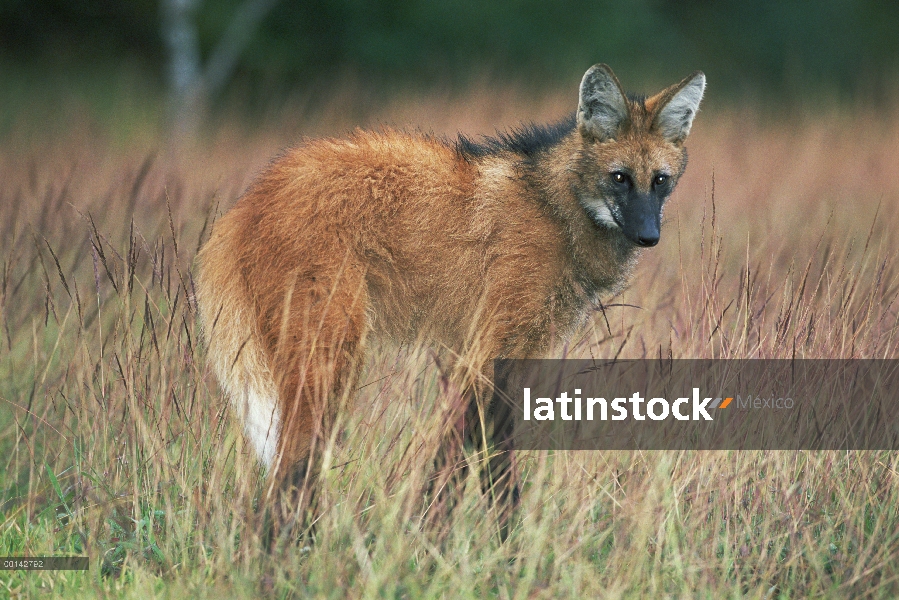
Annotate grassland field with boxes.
[2,86,899,598]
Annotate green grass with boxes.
[2,92,899,597]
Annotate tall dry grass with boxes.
[2,88,899,598]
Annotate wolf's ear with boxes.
[652,72,705,143]
[577,64,629,141]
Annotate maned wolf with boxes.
[196,64,705,512]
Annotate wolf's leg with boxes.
[481,359,521,539]
[426,359,521,541]
[485,398,519,537]
[425,386,473,538]
[263,267,369,544]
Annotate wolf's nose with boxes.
[636,234,659,247]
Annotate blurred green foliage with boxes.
[0,0,897,101]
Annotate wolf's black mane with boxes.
[454,113,577,160]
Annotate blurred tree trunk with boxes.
[161,0,280,136]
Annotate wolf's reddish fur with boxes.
[196,64,705,489]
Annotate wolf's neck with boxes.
[530,137,639,296]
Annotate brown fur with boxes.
[195,64,705,493]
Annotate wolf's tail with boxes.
[195,227,281,468]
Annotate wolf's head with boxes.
[574,64,705,247]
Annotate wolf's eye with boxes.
[611,172,627,185]
[654,174,669,187]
